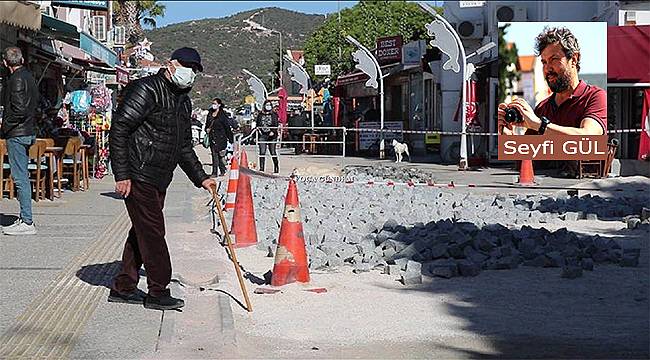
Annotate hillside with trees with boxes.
[303,0,441,79]
[144,7,325,108]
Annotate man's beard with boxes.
[546,70,571,93]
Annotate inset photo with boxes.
[497,22,607,137]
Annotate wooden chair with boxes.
[80,144,91,190]
[27,140,48,202]
[61,137,83,191]
[578,159,602,179]
[0,139,12,200]
[601,139,619,178]
[579,139,620,179]
[37,138,56,200]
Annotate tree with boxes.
[302,0,441,79]
[114,0,166,46]
[498,24,520,103]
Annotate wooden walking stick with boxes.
[211,185,253,312]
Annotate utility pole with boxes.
[346,35,385,159]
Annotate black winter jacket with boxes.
[109,69,208,191]
[256,111,279,140]
[1,67,39,138]
[205,109,234,151]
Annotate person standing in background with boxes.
[205,97,233,177]
[1,47,39,236]
[256,100,279,173]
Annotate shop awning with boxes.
[80,32,117,68]
[0,2,41,31]
[41,14,79,42]
[608,25,650,84]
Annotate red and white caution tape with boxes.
[346,128,643,136]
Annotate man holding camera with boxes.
[498,27,607,137]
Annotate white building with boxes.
[438,0,649,163]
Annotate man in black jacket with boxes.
[109,47,215,310]
[1,47,39,236]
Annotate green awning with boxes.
[41,14,79,42]
[80,32,117,68]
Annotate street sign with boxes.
[376,36,403,64]
[459,1,486,8]
[314,64,331,76]
[402,40,425,66]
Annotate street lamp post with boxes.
[278,30,282,85]
[418,2,467,169]
[345,35,386,159]
[284,55,314,130]
[418,2,496,169]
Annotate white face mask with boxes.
[170,64,196,88]
[211,104,219,110]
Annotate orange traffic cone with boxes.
[271,179,310,286]
[230,150,258,247]
[224,155,239,211]
[518,159,535,186]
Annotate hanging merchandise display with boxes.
[69,89,91,116]
[89,84,113,180]
[62,82,114,180]
[94,147,110,179]
[90,83,112,112]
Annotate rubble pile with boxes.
[344,165,434,184]
[245,180,646,282]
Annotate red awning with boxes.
[608,25,650,83]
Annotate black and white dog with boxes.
[392,139,410,163]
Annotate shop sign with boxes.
[459,1,486,7]
[402,40,425,66]
[314,64,331,76]
[116,67,129,85]
[376,35,402,64]
[357,121,404,150]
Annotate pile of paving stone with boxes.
[317,220,640,284]
[246,180,645,282]
[344,165,434,183]
[625,207,650,230]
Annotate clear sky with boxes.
[151,1,359,27]
[502,22,607,75]
[150,1,446,27]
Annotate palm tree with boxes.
[114,0,166,46]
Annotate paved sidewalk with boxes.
[0,147,237,359]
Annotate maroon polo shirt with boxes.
[534,80,607,133]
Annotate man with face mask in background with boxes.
[256,100,279,173]
[109,47,216,310]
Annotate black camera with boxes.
[504,107,523,124]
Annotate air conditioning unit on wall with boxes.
[455,20,484,39]
[495,5,528,23]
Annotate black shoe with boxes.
[144,290,185,310]
[108,289,146,304]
